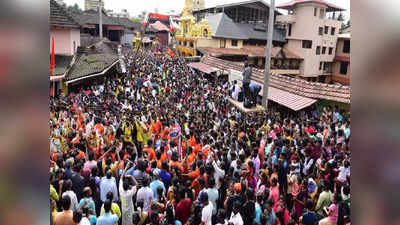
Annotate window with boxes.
[328,47,333,55]
[302,40,312,49]
[343,40,350,53]
[314,7,317,17]
[322,46,326,54]
[331,27,336,35]
[220,39,226,48]
[231,39,238,46]
[316,46,321,55]
[319,62,323,70]
[318,27,323,35]
[320,8,325,18]
[288,24,292,36]
[324,26,329,34]
[340,61,349,75]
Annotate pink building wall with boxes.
[50,28,80,56]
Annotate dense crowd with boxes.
[50,48,350,225]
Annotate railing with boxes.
[276,14,296,24]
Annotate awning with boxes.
[188,62,219,74]
[268,87,317,111]
[50,74,65,81]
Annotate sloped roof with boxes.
[235,23,286,42]
[52,55,73,75]
[74,10,121,26]
[199,45,303,59]
[150,21,170,32]
[206,13,286,42]
[116,17,140,29]
[65,40,119,82]
[277,0,345,12]
[206,13,248,40]
[202,55,350,103]
[50,0,80,28]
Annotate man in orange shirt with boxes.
[143,139,156,161]
[169,151,184,174]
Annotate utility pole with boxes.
[99,0,103,38]
[262,0,275,109]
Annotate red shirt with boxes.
[174,198,192,224]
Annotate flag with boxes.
[50,36,55,76]
[167,48,176,57]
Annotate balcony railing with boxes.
[276,14,296,24]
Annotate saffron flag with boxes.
[167,48,176,57]
[50,36,55,76]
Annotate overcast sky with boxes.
[63,0,350,20]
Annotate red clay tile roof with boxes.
[150,21,170,32]
[199,46,303,59]
[277,0,345,11]
[202,55,350,103]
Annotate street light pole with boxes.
[262,0,275,109]
[99,0,103,38]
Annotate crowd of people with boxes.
[50,48,350,225]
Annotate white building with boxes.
[107,9,130,18]
[84,0,104,11]
[276,0,346,82]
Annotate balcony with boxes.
[276,14,296,24]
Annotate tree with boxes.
[138,10,147,20]
[346,20,350,27]
[130,17,142,24]
[67,3,83,15]
[337,12,345,28]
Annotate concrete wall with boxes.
[335,38,350,57]
[50,28,80,56]
[196,37,219,48]
[283,2,342,77]
[121,33,135,46]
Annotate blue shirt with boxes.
[265,210,275,225]
[150,179,166,199]
[97,213,118,225]
[159,170,171,190]
[254,203,262,224]
[99,177,118,202]
[302,211,318,225]
[78,197,96,215]
[249,83,261,92]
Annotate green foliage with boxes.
[67,3,83,15]
[130,17,142,24]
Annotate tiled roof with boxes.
[50,0,80,28]
[202,56,350,103]
[206,13,248,40]
[150,21,170,32]
[116,17,140,30]
[276,0,345,12]
[74,10,121,26]
[52,55,73,75]
[198,45,303,59]
[205,13,286,42]
[65,40,119,81]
